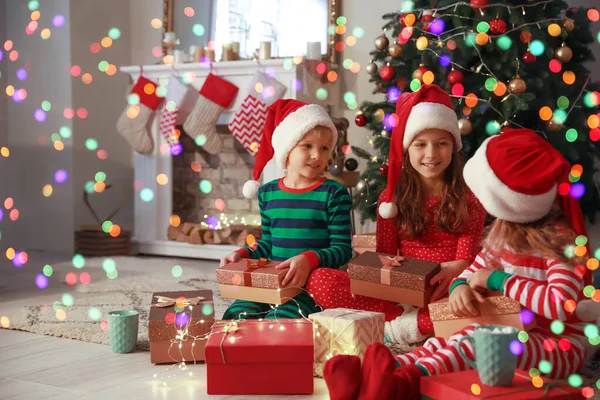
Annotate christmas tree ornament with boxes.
[447,69,464,85]
[399,14,406,25]
[508,76,527,94]
[379,64,396,81]
[183,73,239,154]
[523,51,537,63]
[375,34,389,51]
[413,64,428,82]
[555,45,573,63]
[356,180,367,191]
[519,31,533,43]
[366,62,379,75]
[381,130,390,139]
[421,10,434,31]
[379,164,389,175]
[329,163,344,176]
[470,0,488,11]
[355,114,367,127]
[563,18,575,32]
[546,120,563,131]
[458,118,473,135]
[490,18,507,34]
[396,76,408,90]
[388,42,403,57]
[116,76,163,154]
[344,158,358,171]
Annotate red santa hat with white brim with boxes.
[242,99,337,198]
[379,84,462,219]
[463,128,597,322]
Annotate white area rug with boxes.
[0,256,232,350]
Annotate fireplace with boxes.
[120,60,301,259]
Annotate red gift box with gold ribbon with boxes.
[421,369,585,399]
[216,258,301,304]
[205,319,314,395]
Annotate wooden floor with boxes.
[0,252,329,399]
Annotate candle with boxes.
[307,41,321,60]
[174,50,185,64]
[259,41,272,60]
[222,44,233,61]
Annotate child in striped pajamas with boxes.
[323,128,598,400]
[219,99,353,321]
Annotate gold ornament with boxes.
[458,118,473,136]
[356,180,367,191]
[381,130,390,138]
[555,45,573,63]
[546,120,563,132]
[413,65,426,82]
[388,42,403,58]
[508,76,527,94]
[563,18,575,32]
[375,34,390,51]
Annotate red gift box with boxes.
[421,369,584,399]
[205,319,314,395]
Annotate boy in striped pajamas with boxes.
[323,128,599,400]
[219,99,353,320]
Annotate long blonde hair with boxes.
[482,206,584,268]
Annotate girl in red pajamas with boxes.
[307,84,486,345]
[323,128,599,400]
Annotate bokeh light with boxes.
[172,265,183,278]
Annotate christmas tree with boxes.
[352,0,600,224]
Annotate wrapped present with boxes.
[421,369,584,399]
[348,251,440,307]
[148,290,215,364]
[428,291,536,339]
[309,308,384,376]
[352,233,377,256]
[205,319,314,395]
[216,258,301,304]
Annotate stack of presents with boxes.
[145,233,581,398]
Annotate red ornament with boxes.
[396,76,408,90]
[399,14,406,25]
[379,65,396,82]
[470,0,488,11]
[379,164,389,176]
[421,11,434,31]
[522,51,536,64]
[447,70,464,85]
[413,64,429,82]
[355,114,367,127]
[490,18,507,34]
[520,31,533,44]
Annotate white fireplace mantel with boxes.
[119,59,301,260]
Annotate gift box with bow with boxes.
[421,369,584,399]
[216,258,301,304]
[348,251,440,307]
[205,319,314,395]
[428,291,536,339]
[148,290,215,364]
[352,233,377,256]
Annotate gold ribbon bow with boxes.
[153,295,205,308]
[378,255,404,285]
[212,320,241,363]
[246,257,269,269]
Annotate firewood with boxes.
[189,229,203,245]
[236,229,249,247]
[213,230,222,244]
[168,226,183,241]
[220,227,232,238]
[181,222,195,235]
[203,230,214,244]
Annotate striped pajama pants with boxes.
[222,291,322,320]
[396,324,588,379]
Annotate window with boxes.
[213,0,329,59]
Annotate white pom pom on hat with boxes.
[243,99,337,198]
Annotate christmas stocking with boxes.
[158,75,190,148]
[183,73,238,154]
[228,71,286,154]
[116,76,163,154]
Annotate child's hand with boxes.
[219,251,241,267]
[448,284,485,317]
[276,255,311,288]
[467,268,493,290]
[430,260,469,302]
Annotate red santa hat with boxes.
[242,99,337,198]
[379,84,462,219]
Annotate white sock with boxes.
[384,308,428,345]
